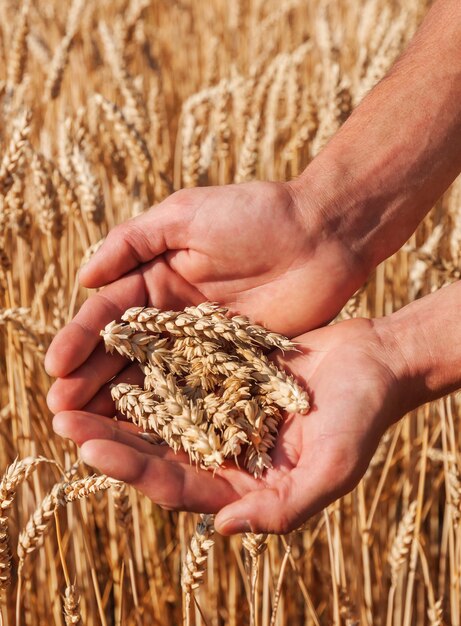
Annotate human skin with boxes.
[52,281,461,534]
[46,0,461,532]
[45,0,461,416]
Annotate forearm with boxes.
[293,0,461,271]
[375,281,461,415]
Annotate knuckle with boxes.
[122,219,143,244]
[119,219,153,259]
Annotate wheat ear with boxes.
[17,483,65,563]
[7,0,30,88]
[388,501,417,585]
[0,457,56,589]
[63,475,119,502]
[94,94,152,177]
[63,584,81,625]
[182,514,215,594]
[0,109,31,196]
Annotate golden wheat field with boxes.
[0,0,460,624]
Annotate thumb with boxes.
[215,487,300,535]
[215,458,357,535]
[79,193,193,288]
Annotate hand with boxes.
[45,180,367,415]
[52,317,407,534]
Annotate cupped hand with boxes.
[45,181,367,415]
[52,317,409,534]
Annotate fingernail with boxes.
[218,518,251,534]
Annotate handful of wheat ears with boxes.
[102,302,310,478]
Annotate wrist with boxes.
[290,0,461,275]
[286,162,373,283]
[372,282,461,415]
[372,314,430,419]
[290,129,430,275]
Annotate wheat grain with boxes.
[31,152,64,239]
[71,143,105,225]
[45,0,85,100]
[0,307,51,356]
[234,113,260,183]
[112,482,133,534]
[99,22,148,135]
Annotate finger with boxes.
[53,411,156,453]
[79,193,196,289]
[214,444,362,535]
[46,257,204,404]
[80,439,242,512]
[142,256,205,309]
[53,411,189,460]
[213,472,316,535]
[82,362,144,417]
[45,271,146,378]
[55,410,259,494]
[47,344,128,413]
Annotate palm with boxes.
[154,182,359,335]
[52,319,401,534]
[45,181,363,416]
